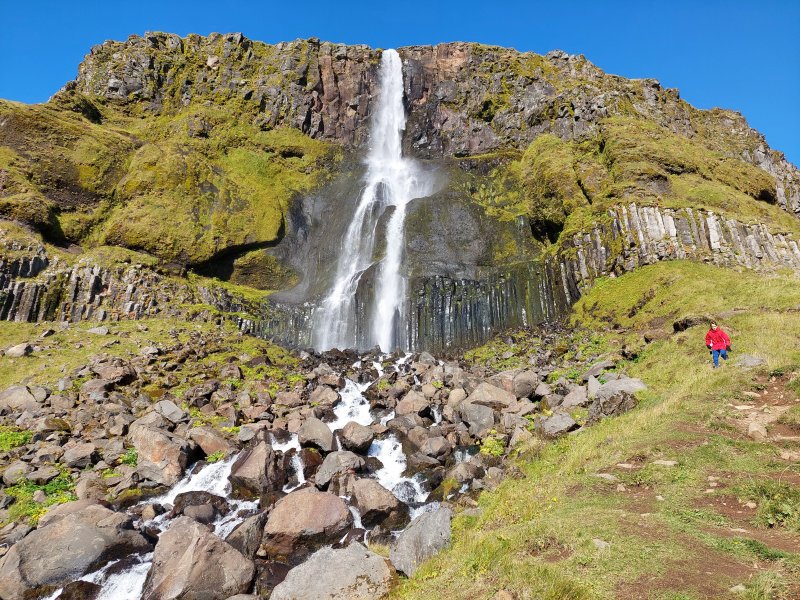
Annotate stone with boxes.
[340,421,375,453]
[587,375,601,399]
[580,360,615,382]
[560,385,589,409]
[275,391,304,407]
[592,538,611,551]
[465,382,516,410]
[87,326,109,335]
[189,426,234,457]
[309,385,339,407]
[5,343,32,358]
[0,386,40,413]
[271,543,393,600]
[536,413,579,437]
[652,460,678,467]
[62,443,98,468]
[0,503,149,600]
[130,426,189,486]
[142,516,254,600]
[594,377,647,402]
[736,354,767,368]
[395,391,430,416]
[56,580,101,600]
[260,488,353,557]
[747,422,768,441]
[534,382,552,398]
[458,402,495,437]
[298,417,334,452]
[314,450,365,488]
[390,507,452,576]
[229,441,286,498]
[512,369,539,398]
[351,478,410,529]
[153,399,186,423]
[226,511,269,558]
[2,461,30,486]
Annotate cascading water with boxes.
[312,49,435,352]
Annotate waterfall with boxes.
[312,49,435,352]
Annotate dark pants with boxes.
[712,349,728,367]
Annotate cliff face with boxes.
[1,32,799,351]
[71,33,799,216]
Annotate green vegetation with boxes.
[206,450,226,463]
[479,432,506,457]
[0,426,32,451]
[4,472,77,526]
[119,448,138,467]
[393,261,800,599]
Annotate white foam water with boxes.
[313,49,436,352]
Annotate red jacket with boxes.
[705,328,731,350]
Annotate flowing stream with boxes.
[312,49,436,352]
[46,355,434,599]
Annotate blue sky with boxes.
[1,0,798,164]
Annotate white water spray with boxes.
[313,49,435,352]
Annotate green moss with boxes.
[206,450,225,463]
[119,447,138,466]
[4,471,77,526]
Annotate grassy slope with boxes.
[392,261,800,600]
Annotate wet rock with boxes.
[227,511,269,558]
[171,490,230,522]
[314,451,365,488]
[536,413,579,437]
[298,417,334,452]
[309,385,339,407]
[5,343,32,358]
[271,542,393,600]
[142,516,255,600]
[465,382,516,410]
[390,507,452,577]
[260,488,353,558]
[0,503,150,600]
[352,478,410,529]
[229,441,287,499]
[0,385,40,413]
[57,580,101,599]
[131,426,189,486]
[253,560,292,598]
[339,421,375,453]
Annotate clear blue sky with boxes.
[2,0,798,165]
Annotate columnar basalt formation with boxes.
[555,203,800,302]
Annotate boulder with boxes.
[0,386,40,413]
[536,413,579,437]
[271,543,394,600]
[275,391,304,408]
[229,441,286,499]
[395,391,429,417]
[298,417,334,452]
[260,488,353,557]
[560,386,589,409]
[189,426,234,457]
[226,511,269,558]
[586,377,646,424]
[130,426,189,486]
[314,451,365,489]
[309,385,339,407]
[153,399,186,423]
[390,507,452,577]
[142,516,255,600]
[512,370,540,398]
[351,478,410,529]
[62,443,98,469]
[465,382,516,410]
[580,360,615,382]
[339,421,375,453]
[2,460,30,486]
[5,343,32,358]
[594,377,647,402]
[458,402,494,437]
[0,504,150,600]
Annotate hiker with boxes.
[705,321,731,369]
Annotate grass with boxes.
[391,261,800,599]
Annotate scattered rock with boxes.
[747,422,768,441]
[314,451,365,489]
[5,343,32,358]
[271,542,393,600]
[390,507,452,577]
[339,421,375,453]
[298,417,334,453]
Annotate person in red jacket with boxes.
[705,321,731,368]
